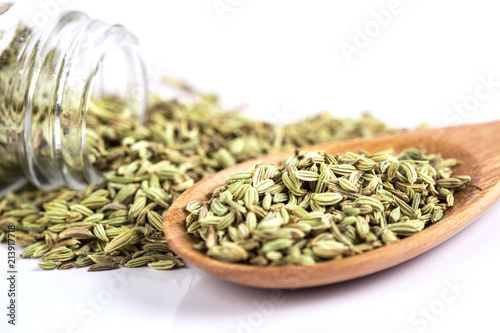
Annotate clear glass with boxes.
[0,3,147,190]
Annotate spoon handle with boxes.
[429,120,500,195]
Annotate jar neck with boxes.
[11,11,147,190]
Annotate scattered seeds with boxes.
[0,81,396,271]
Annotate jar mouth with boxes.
[22,11,147,191]
[81,18,148,190]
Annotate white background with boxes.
[1,1,500,332]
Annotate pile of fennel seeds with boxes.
[186,149,471,265]
[0,85,396,271]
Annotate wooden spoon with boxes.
[164,120,500,289]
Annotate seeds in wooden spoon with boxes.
[186,149,472,265]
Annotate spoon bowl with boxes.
[164,121,500,289]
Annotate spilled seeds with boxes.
[0,83,396,271]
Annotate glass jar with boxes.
[0,2,147,191]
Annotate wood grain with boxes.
[164,120,500,289]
